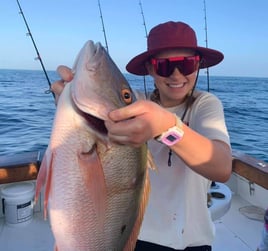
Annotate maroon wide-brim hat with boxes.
[126,21,224,75]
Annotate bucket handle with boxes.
[2,198,5,215]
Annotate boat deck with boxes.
[0,192,263,251]
[213,194,263,251]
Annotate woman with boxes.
[52,21,232,251]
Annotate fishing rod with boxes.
[203,0,210,92]
[138,0,149,97]
[139,0,148,38]
[97,0,109,53]
[15,0,55,99]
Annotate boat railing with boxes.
[0,151,42,184]
[232,150,268,190]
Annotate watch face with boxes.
[166,134,178,142]
[162,131,182,146]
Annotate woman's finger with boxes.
[57,65,74,82]
[108,100,152,122]
[51,80,65,96]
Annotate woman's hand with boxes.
[105,100,176,147]
[51,65,73,103]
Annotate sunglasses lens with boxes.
[154,59,172,77]
[152,56,199,77]
[180,58,197,75]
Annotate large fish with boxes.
[35,40,151,251]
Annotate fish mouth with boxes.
[82,112,108,136]
[72,98,108,136]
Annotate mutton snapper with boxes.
[35,40,151,251]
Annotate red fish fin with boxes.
[78,144,107,229]
[43,152,54,220]
[147,150,157,171]
[123,168,151,251]
[35,155,47,203]
[35,149,54,220]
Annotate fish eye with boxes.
[121,89,132,105]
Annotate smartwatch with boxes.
[155,114,184,146]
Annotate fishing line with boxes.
[138,0,149,98]
[15,0,55,99]
[97,0,109,54]
[203,0,210,92]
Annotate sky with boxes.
[1,0,268,78]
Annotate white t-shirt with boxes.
[136,89,230,249]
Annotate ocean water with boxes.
[0,69,267,162]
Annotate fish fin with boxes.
[78,144,107,229]
[43,152,54,220]
[35,149,53,220]
[147,150,157,171]
[34,152,48,203]
[123,167,151,251]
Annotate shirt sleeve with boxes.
[188,91,230,146]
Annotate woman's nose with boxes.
[169,67,188,80]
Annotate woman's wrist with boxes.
[154,114,184,146]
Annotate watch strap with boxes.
[155,114,184,145]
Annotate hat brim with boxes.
[126,46,224,75]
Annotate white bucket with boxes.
[1,182,35,227]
